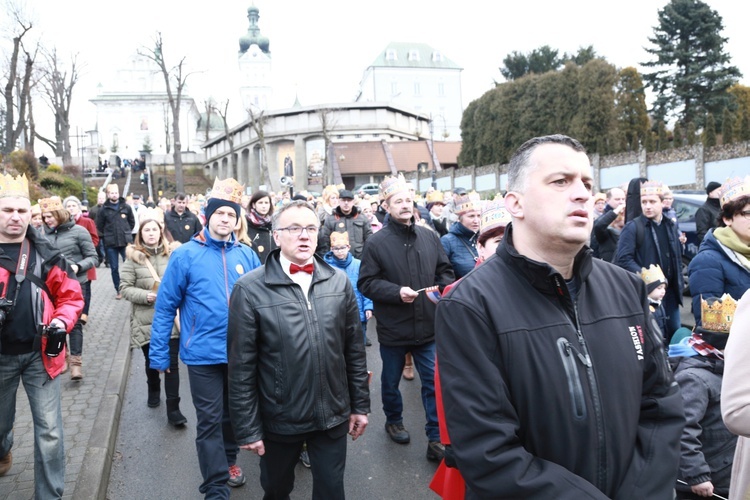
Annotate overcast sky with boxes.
[6,0,750,152]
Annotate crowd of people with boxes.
[2,133,750,499]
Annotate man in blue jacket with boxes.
[150,178,261,499]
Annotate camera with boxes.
[0,297,13,328]
[43,325,67,358]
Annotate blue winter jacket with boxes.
[323,251,373,322]
[149,228,261,369]
[440,222,478,279]
[688,230,750,325]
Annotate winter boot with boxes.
[69,355,83,381]
[147,390,161,408]
[166,398,187,427]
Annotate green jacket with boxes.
[120,243,179,348]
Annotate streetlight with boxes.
[73,127,88,203]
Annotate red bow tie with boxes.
[290,263,314,274]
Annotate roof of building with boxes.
[331,140,462,175]
[369,42,461,70]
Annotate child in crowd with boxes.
[641,264,669,344]
[323,231,373,346]
[668,294,737,500]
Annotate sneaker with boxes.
[299,449,311,468]
[115,294,122,300]
[365,336,372,346]
[227,464,246,487]
[426,441,445,462]
[0,451,11,476]
[402,364,415,380]
[385,423,410,444]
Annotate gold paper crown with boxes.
[455,195,482,215]
[210,177,243,204]
[138,207,164,225]
[30,203,41,215]
[0,173,29,199]
[700,294,738,333]
[425,191,444,204]
[639,264,667,287]
[640,180,663,197]
[719,176,750,207]
[379,176,409,200]
[330,231,350,246]
[480,201,511,234]
[38,196,64,212]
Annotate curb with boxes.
[72,320,132,500]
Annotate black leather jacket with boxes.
[227,250,370,442]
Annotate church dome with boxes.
[239,4,270,54]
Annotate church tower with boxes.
[238,5,272,113]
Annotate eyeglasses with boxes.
[739,210,750,220]
[276,225,319,236]
[331,246,349,251]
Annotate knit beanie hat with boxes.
[204,197,240,223]
[706,181,722,195]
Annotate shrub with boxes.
[9,150,39,180]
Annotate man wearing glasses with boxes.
[227,200,370,498]
[150,178,261,499]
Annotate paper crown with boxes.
[210,177,243,204]
[480,201,511,235]
[30,203,41,215]
[700,294,738,333]
[330,231,350,246]
[138,207,164,225]
[379,176,409,200]
[38,196,64,212]
[425,190,444,204]
[719,176,750,207]
[455,194,482,215]
[0,173,29,199]
[640,264,667,287]
[640,180,664,197]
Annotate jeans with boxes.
[187,364,238,499]
[81,280,92,316]
[663,290,682,339]
[380,342,439,442]
[0,351,65,499]
[106,246,126,292]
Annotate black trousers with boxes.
[260,428,347,500]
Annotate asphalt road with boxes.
[106,320,441,499]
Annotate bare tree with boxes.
[162,103,171,154]
[35,48,79,164]
[2,4,34,156]
[214,100,236,178]
[317,108,340,185]
[247,106,270,188]
[139,32,193,192]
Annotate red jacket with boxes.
[0,228,84,378]
[75,214,98,281]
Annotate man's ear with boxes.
[505,191,523,220]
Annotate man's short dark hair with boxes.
[175,192,187,201]
[507,135,587,193]
[271,200,318,231]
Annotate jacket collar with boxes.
[192,227,237,250]
[334,206,359,219]
[388,217,417,235]
[449,221,478,240]
[264,249,335,286]
[498,223,592,295]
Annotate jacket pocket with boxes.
[557,337,587,420]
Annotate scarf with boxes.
[688,332,724,360]
[714,226,750,270]
[248,209,272,227]
[328,252,353,270]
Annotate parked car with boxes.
[672,191,706,294]
[354,183,380,196]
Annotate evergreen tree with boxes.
[686,122,697,145]
[741,111,750,142]
[568,45,598,66]
[729,84,750,141]
[703,113,717,147]
[642,0,741,127]
[614,68,650,152]
[722,108,734,144]
[499,51,529,81]
[673,122,683,147]
[657,121,668,150]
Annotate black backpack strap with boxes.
[0,258,51,296]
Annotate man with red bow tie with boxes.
[227,200,370,499]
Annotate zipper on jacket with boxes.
[571,299,608,492]
[556,338,587,420]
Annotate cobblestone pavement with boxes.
[0,268,132,500]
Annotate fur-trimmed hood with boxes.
[125,241,181,265]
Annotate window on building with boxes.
[438,82,445,96]
[391,82,399,96]
[386,49,397,61]
[432,51,444,62]
[408,50,420,61]
[337,135,344,139]
[355,134,362,139]
[414,82,421,96]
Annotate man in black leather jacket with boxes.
[436,135,684,499]
[227,200,370,499]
